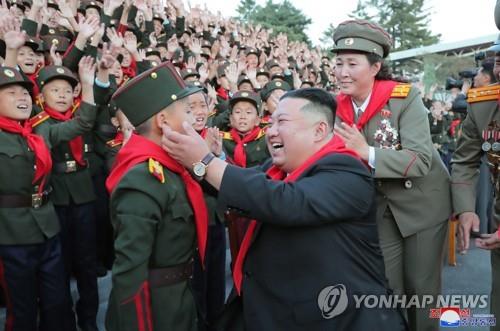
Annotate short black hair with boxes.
[481,57,497,83]
[280,88,336,129]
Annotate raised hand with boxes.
[186,56,196,70]
[205,127,222,156]
[78,15,100,39]
[224,62,239,86]
[190,37,201,55]
[103,0,123,15]
[1,17,26,50]
[198,63,208,83]
[106,27,124,49]
[148,32,157,48]
[123,33,138,54]
[78,56,97,86]
[55,0,75,18]
[91,23,106,46]
[167,36,179,53]
[98,43,115,70]
[50,43,63,65]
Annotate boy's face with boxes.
[0,85,33,120]
[41,79,74,112]
[188,92,209,132]
[229,100,260,134]
[17,46,37,74]
[161,98,194,134]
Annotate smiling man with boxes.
[162,88,406,330]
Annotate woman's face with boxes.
[334,52,381,99]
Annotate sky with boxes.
[186,0,498,47]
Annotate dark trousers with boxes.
[0,235,74,331]
[92,167,114,269]
[56,201,98,329]
[192,222,227,331]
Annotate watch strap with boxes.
[201,152,215,166]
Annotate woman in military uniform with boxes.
[333,20,451,331]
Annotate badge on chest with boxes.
[373,109,401,150]
[482,121,500,152]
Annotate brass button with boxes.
[171,94,177,100]
[404,179,413,189]
[151,72,158,79]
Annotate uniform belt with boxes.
[53,160,88,174]
[148,260,193,288]
[97,124,117,136]
[0,190,51,209]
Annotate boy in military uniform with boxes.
[0,60,97,330]
[33,61,99,331]
[223,91,269,168]
[260,80,291,127]
[105,62,208,331]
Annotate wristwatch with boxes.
[193,153,215,179]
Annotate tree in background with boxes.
[320,23,336,49]
[236,0,312,44]
[350,0,440,51]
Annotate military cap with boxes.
[488,34,500,52]
[260,80,290,101]
[200,49,211,59]
[22,0,31,8]
[152,13,164,23]
[37,66,79,89]
[47,0,58,10]
[256,68,270,77]
[111,62,202,126]
[237,75,253,87]
[9,0,25,11]
[24,37,44,53]
[208,22,216,28]
[41,35,70,52]
[332,19,392,58]
[300,79,315,88]
[265,59,280,70]
[201,40,212,49]
[181,68,200,80]
[145,47,161,58]
[229,91,261,111]
[84,0,101,12]
[0,67,33,91]
[245,48,259,57]
[270,72,285,81]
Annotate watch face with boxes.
[193,162,206,177]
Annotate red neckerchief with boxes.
[199,128,208,139]
[230,126,262,168]
[27,72,40,100]
[216,87,229,100]
[121,58,137,81]
[336,80,398,129]
[232,135,361,295]
[42,103,85,166]
[0,116,52,194]
[106,133,208,265]
[450,119,461,137]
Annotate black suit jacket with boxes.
[218,154,407,331]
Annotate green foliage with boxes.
[349,0,440,51]
[236,0,312,44]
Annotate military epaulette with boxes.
[222,131,233,140]
[29,111,50,128]
[256,129,266,139]
[106,139,123,148]
[148,158,165,183]
[391,84,411,98]
[207,111,216,118]
[467,85,500,103]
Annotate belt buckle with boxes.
[32,194,42,209]
[66,160,77,173]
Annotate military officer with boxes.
[222,91,270,168]
[104,62,208,331]
[452,36,500,330]
[333,20,451,331]
[0,60,97,330]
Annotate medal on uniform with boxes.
[482,128,492,151]
[373,109,400,150]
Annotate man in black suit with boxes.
[162,88,406,330]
